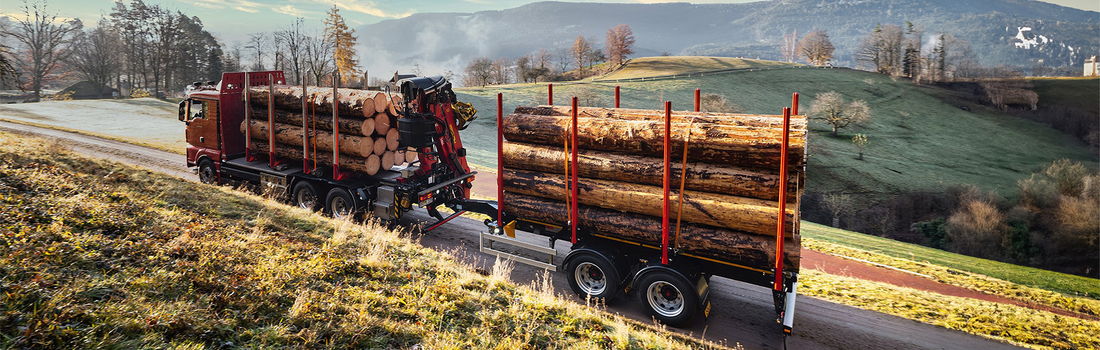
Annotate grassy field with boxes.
[0,132,713,349]
[1028,77,1099,115]
[0,98,183,152]
[594,56,800,80]
[456,57,1097,200]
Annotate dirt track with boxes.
[0,120,1023,349]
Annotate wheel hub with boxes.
[574,262,607,296]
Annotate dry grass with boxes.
[0,131,717,349]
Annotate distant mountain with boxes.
[357,0,1099,75]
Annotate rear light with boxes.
[419,192,433,202]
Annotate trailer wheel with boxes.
[564,252,623,302]
[326,188,356,219]
[197,159,217,184]
[636,270,698,326]
[292,181,322,211]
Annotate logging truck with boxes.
[180,71,804,334]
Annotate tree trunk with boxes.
[503,114,806,170]
[501,169,796,237]
[249,85,383,118]
[505,193,799,270]
[515,105,808,129]
[503,142,800,202]
[251,107,375,136]
[250,140,380,176]
[242,120,374,158]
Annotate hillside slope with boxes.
[0,132,710,348]
[456,58,1097,200]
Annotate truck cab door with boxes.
[184,98,220,150]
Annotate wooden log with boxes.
[503,114,806,170]
[405,148,418,163]
[394,150,406,166]
[505,193,799,270]
[388,94,402,115]
[374,112,392,135]
[250,141,380,175]
[250,107,374,137]
[372,137,386,156]
[382,151,395,170]
[516,105,808,129]
[373,92,389,113]
[503,142,800,202]
[502,169,795,237]
[386,128,400,151]
[243,120,373,158]
[248,85,375,118]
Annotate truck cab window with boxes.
[190,100,205,119]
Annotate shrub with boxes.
[130,88,151,98]
[699,93,743,113]
[946,198,1006,258]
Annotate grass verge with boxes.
[0,131,714,349]
[0,117,183,155]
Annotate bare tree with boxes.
[572,36,592,74]
[851,133,869,160]
[515,55,532,83]
[247,32,267,71]
[276,18,307,84]
[857,24,903,75]
[303,32,332,85]
[605,24,635,67]
[463,57,493,87]
[4,0,81,99]
[810,91,871,136]
[490,58,511,85]
[68,25,119,89]
[781,30,798,63]
[822,193,856,228]
[797,30,834,66]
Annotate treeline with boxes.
[462,24,634,87]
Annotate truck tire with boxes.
[326,187,356,219]
[197,159,217,184]
[292,181,322,211]
[564,251,623,303]
[636,269,698,326]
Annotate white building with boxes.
[1085,56,1099,77]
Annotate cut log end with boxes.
[386,128,400,151]
[375,112,391,135]
[382,151,395,170]
[366,154,381,176]
[373,92,388,113]
[372,137,386,156]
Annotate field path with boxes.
[0,120,1023,349]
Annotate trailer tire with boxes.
[197,158,217,184]
[292,181,323,211]
[564,251,623,303]
[326,188,356,219]
[636,269,698,327]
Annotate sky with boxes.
[1,0,1097,44]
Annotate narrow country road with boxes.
[0,120,1021,350]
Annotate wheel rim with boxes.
[646,281,685,318]
[296,187,317,209]
[574,262,607,296]
[199,165,215,183]
[330,196,351,218]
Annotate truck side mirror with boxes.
[178,100,188,122]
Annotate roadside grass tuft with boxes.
[0,132,714,349]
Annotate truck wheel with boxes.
[636,270,698,327]
[292,181,322,211]
[565,252,623,303]
[326,188,356,219]
[197,159,217,184]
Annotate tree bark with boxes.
[502,169,795,237]
[248,85,378,118]
[503,142,800,202]
[251,107,374,136]
[503,114,806,170]
[242,120,373,158]
[515,105,808,129]
[505,193,799,270]
[250,141,380,175]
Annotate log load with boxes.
[250,107,375,137]
[506,193,799,269]
[502,169,795,237]
[503,142,799,202]
[503,114,806,170]
[251,140,381,175]
[248,85,380,118]
[516,106,808,129]
[243,120,374,158]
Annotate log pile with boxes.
[244,85,415,175]
[502,105,807,271]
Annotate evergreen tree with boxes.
[324,6,358,86]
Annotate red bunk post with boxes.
[301,82,310,173]
[774,107,792,291]
[614,86,621,108]
[694,88,701,112]
[244,73,253,162]
[570,97,579,244]
[331,74,343,180]
[267,74,277,168]
[548,83,554,106]
[792,92,800,115]
[661,101,672,265]
[496,93,505,226]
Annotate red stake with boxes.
[661,101,672,265]
[792,92,800,115]
[548,84,554,106]
[774,107,792,291]
[301,81,309,173]
[331,74,342,180]
[496,93,505,226]
[694,88,701,112]
[267,74,277,167]
[570,97,579,244]
[244,73,252,162]
[614,86,621,108]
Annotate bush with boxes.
[946,198,1006,259]
[130,88,151,98]
[911,219,948,249]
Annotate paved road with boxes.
[0,120,1021,350]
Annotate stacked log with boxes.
[502,105,807,271]
[245,85,408,175]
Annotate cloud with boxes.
[233,0,262,13]
[314,0,414,18]
[191,0,225,10]
[273,5,310,17]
